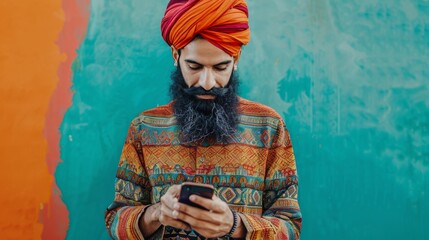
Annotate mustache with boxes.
[183,86,229,97]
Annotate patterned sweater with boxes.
[105,98,302,239]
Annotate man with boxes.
[105,0,302,239]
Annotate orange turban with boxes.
[161,0,250,57]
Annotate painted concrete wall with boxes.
[1,0,89,239]
[1,0,428,239]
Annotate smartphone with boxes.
[179,182,214,210]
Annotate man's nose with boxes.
[198,68,216,91]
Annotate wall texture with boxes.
[1,0,428,239]
[1,1,64,239]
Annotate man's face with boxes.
[170,38,240,144]
[173,38,237,99]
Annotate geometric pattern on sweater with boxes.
[105,97,302,240]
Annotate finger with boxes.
[189,220,231,239]
[189,195,225,213]
[167,184,182,196]
[160,203,178,219]
[188,208,233,237]
[161,185,181,207]
[174,202,219,224]
[173,204,231,238]
[158,213,191,231]
[172,207,202,227]
[161,192,179,209]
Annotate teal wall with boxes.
[57,0,429,239]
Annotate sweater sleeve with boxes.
[104,124,164,239]
[239,119,302,240]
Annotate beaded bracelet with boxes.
[223,209,238,238]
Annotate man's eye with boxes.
[188,65,201,70]
[215,65,228,71]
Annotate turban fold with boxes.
[161,0,250,57]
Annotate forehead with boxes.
[181,38,233,64]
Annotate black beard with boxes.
[169,66,239,144]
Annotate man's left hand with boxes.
[172,195,234,238]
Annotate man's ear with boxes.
[171,46,179,65]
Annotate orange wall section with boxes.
[0,1,64,239]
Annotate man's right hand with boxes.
[159,184,192,231]
[140,184,191,237]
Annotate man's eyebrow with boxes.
[214,60,232,66]
[184,59,232,66]
[184,59,202,65]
